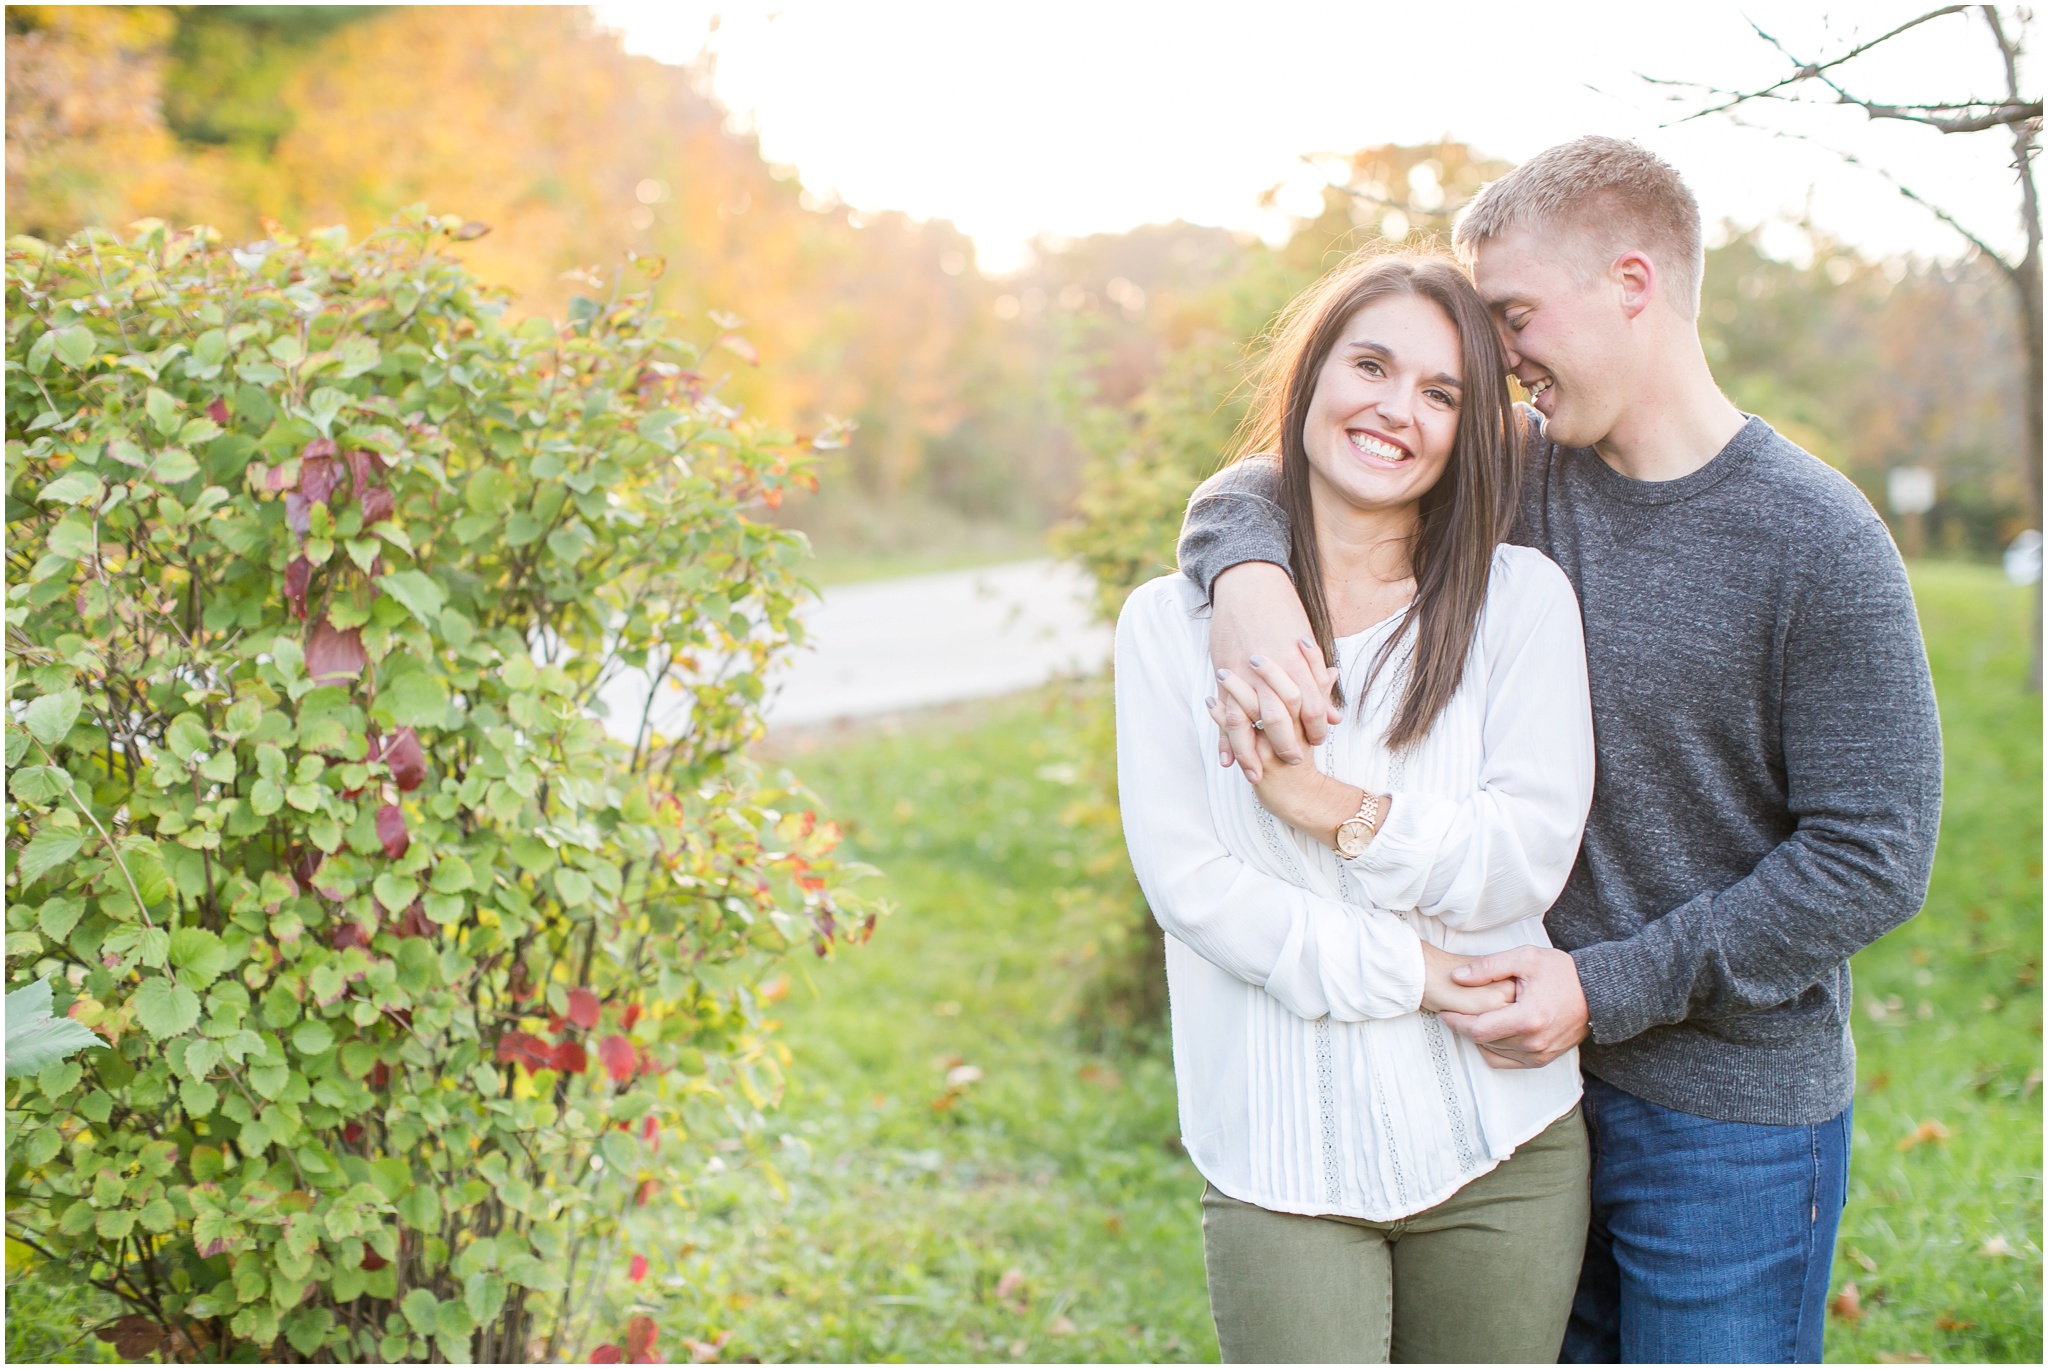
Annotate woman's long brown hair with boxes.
[1233,250,1520,751]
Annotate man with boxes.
[1176,136,1941,1362]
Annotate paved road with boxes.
[595,558,1113,740]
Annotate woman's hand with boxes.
[1208,664,1340,826]
[1420,941,1517,1016]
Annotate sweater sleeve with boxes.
[1569,518,1943,1042]
[1176,456,1292,600]
[1115,579,1426,1022]
[1342,551,1595,933]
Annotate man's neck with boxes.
[1591,347,1749,484]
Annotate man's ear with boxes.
[1613,250,1656,321]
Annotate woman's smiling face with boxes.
[1301,291,1463,516]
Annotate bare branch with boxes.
[1650,7,1974,123]
[1722,114,2020,272]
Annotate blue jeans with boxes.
[1562,1074,1852,1364]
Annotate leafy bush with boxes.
[4,210,873,1362]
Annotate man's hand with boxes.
[1209,562,1340,771]
[1436,945,1590,1069]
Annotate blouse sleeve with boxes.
[1342,550,1594,932]
[1115,578,1426,1022]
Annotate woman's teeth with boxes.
[1528,378,1553,400]
[1348,431,1408,461]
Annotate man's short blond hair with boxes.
[1452,136,1704,318]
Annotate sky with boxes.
[594,0,2033,274]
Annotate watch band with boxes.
[1336,791,1382,859]
[1351,791,1381,836]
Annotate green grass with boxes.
[1823,563,2043,1364]
[647,690,1215,1363]
[650,561,2039,1365]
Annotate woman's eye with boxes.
[1357,358,1383,376]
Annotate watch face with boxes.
[1337,821,1366,858]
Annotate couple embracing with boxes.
[1114,136,1943,1363]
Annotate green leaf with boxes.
[95,1209,136,1240]
[378,570,446,626]
[464,1273,508,1327]
[16,829,85,886]
[397,1182,442,1233]
[37,470,103,506]
[292,1020,335,1055]
[146,385,180,437]
[36,897,85,942]
[284,1307,334,1357]
[181,1078,219,1116]
[382,671,449,728]
[23,688,82,746]
[250,778,284,816]
[132,976,201,1039]
[26,328,57,374]
[140,1197,178,1232]
[52,324,97,368]
[249,1062,290,1098]
[373,872,419,913]
[553,869,593,907]
[286,784,324,813]
[168,927,226,986]
[36,1058,82,1099]
[166,713,209,759]
[429,855,474,893]
[150,448,200,484]
[401,1288,439,1334]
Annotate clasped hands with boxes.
[1206,563,1589,1068]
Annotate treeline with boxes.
[6,7,2031,562]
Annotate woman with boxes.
[1114,250,1595,1363]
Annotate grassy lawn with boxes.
[1822,563,2043,1364]
[650,560,2039,1365]
[7,564,2033,1362]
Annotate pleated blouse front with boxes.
[1114,545,1595,1221]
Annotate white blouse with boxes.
[1115,545,1594,1221]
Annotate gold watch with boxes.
[1335,792,1382,859]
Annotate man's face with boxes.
[1471,229,1632,451]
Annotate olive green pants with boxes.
[1201,1106,1590,1364]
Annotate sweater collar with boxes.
[1562,415,1774,507]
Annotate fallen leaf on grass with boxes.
[2024,1068,2042,1100]
[1078,1062,1122,1089]
[994,1269,1026,1301]
[1864,1071,1891,1093]
[1979,1234,2015,1257]
[1895,1119,1951,1151]
[946,1064,983,1087]
[1049,1316,1077,1336]
[1875,1353,1930,1363]
[1830,1284,1864,1324]
[1934,1313,1976,1331]
[1847,1246,1878,1273]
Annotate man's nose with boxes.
[1495,322,1522,371]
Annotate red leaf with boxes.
[395,900,434,939]
[626,1316,659,1362]
[196,1236,232,1259]
[598,1035,637,1084]
[97,1313,165,1361]
[375,804,409,860]
[207,396,230,425]
[633,1178,659,1207]
[629,1254,648,1283]
[330,920,370,951]
[304,437,339,460]
[284,491,312,536]
[343,1121,364,1144]
[622,1003,642,1032]
[300,453,343,503]
[360,484,396,526]
[590,1348,622,1364]
[360,1249,389,1271]
[547,1012,568,1036]
[346,448,385,492]
[305,617,367,685]
[284,556,312,620]
[496,1032,553,1070]
[568,987,601,1029]
[379,727,426,792]
[548,1041,588,1075]
[640,1115,658,1144]
[369,1062,390,1089]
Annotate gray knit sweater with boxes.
[1176,413,1942,1125]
